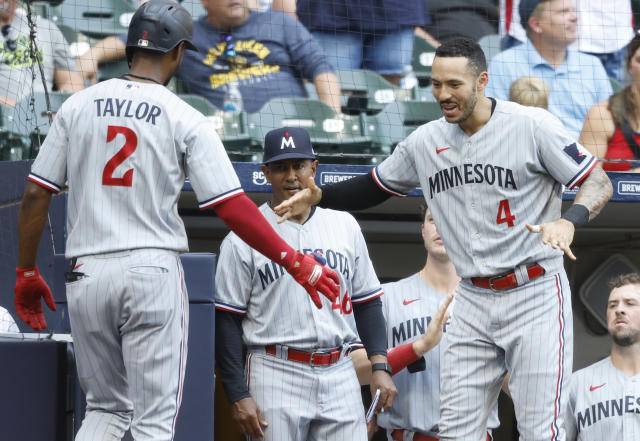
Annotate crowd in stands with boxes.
[1,0,640,170]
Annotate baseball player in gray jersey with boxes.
[275,37,614,441]
[215,127,396,441]
[378,204,499,441]
[565,273,640,441]
[13,2,339,440]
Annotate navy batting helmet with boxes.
[126,0,197,65]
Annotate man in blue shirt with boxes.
[485,0,611,138]
[176,0,341,113]
[295,0,427,86]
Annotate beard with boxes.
[611,329,638,347]
[443,89,478,125]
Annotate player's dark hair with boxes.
[419,201,428,222]
[608,34,640,127]
[609,273,640,291]
[434,38,487,77]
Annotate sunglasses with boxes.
[221,33,236,58]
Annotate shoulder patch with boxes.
[563,142,586,164]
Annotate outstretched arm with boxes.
[274,173,393,222]
[213,194,340,307]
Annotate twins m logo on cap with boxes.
[281,132,296,150]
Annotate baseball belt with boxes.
[390,429,492,441]
[470,263,545,291]
[390,429,438,441]
[255,344,348,366]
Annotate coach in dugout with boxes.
[215,127,396,441]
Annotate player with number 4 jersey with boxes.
[273,38,613,441]
[14,2,338,440]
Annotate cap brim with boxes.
[263,152,316,164]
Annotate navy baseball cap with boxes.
[263,127,316,164]
[520,0,546,30]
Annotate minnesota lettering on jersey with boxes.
[576,396,640,431]
[94,98,162,125]
[427,163,517,199]
[391,315,449,346]
[258,248,350,290]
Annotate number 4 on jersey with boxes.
[496,199,515,227]
[103,125,137,187]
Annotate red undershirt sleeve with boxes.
[212,194,296,268]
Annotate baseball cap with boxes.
[519,0,546,30]
[263,127,316,164]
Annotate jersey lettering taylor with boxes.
[374,100,597,278]
[565,357,640,441]
[29,78,242,258]
[378,273,499,435]
[215,204,383,349]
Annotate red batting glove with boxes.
[287,252,340,309]
[14,267,56,332]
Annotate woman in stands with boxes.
[580,34,640,172]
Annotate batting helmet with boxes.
[126,0,197,65]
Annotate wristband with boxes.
[387,342,420,375]
[16,267,40,278]
[561,204,589,228]
[371,362,393,376]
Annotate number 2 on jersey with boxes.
[496,199,515,227]
[102,125,137,187]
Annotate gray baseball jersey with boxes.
[374,99,597,278]
[377,273,500,436]
[373,99,588,441]
[28,77,242,440]
[215,204,382,349]
[565,356,640,441]
[29,78,242,258]
[0,306,19,333]
[215,204,381,441]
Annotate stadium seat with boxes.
[248,97,380,164]
[176,94,255,161]
[412,36,436,87]
[24,92,71,158]
[365,101,442,149]
[337,69,411,114]
[51,0,136,39]
[98,59,129,82]
[412,85,436,102]
[478,34,502,62]
[0,102,29,160]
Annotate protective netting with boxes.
[0,0,639,169]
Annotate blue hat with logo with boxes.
[519,0,546,30]
[263,127,316,164]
